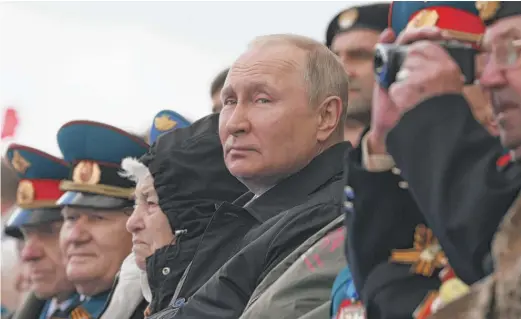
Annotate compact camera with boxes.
[374,42,477,90]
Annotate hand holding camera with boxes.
[368,27,468,154]
[387,40,469,114]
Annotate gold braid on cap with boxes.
[60,180,134,199]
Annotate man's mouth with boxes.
[493,102,520,115]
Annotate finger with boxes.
[401,54,429,72]
[395,27,443,45]
[407,41,449,60]
[378,28,396,44]
[389,81,422,112]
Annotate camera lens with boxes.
[374,44,388,75]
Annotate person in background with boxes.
[56,120,149,319]
[1,159,24,317]
[417,2,521,317]
[325,3,389,146]
[123,112,247,315]
[2,144,77,319]
[210,68,229,113]
[147,109,191,145]
[346,1,519,318]
[324,5,389,317]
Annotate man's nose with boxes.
[63,216,90,245]
[21,236,43,262]
[479,60,508,89]
[343,64,357,79]
[225,103,251,136]
[126,207,145,233]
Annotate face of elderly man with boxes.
[219,37,344,190]
[126,173,174,270]
[480,15,521,158]
[20,221,75,300]
[60,208,132,295]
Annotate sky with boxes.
[0,1,370,156]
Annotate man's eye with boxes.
[224,99,237,106]
[256,98,270,104]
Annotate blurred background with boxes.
[0,1,368,156]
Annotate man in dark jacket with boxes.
[147,33,350,319]
[345,1,521,318]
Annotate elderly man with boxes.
[147,33,349,319]
[345,1,521,318]
[326,3,389,146]
[1,159,25,316]
[372,0,521,282]
[123,112,246,315]
[3,144,77,319]
[56,120,149,318]
[426,2,521,317]
[340,1,518,318]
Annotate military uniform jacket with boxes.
[386,93,521,283]
[147,142,348,319]
[430,190,521,318]
[344,140,441,319]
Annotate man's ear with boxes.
[316,96,343,142]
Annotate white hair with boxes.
[247,34,349,132]
[119,157,151,183]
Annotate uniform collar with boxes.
[233,142,349,223]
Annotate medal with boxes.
[337,299,365,319]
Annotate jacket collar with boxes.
[232,142,350,223]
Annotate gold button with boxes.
[391,167,401,175]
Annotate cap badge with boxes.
[73,161,101,185]
[406,9,439,30]
[16,180,35,206]
[338,8,359,30]
[476,1,501,21]
[154,115,177,132]
[11,150,31,174]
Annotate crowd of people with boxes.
[1,1,520,318]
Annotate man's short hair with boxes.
[1,158,20,203]
[210,68,230,97]
[248,34,349,128]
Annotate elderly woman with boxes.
[122,113,247,316]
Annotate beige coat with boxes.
[431,192,521,318]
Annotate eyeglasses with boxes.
[493,38,521,69]
[481,32,521,70]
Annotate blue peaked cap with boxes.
[149,110,191,145]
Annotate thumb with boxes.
[378,28,396,44]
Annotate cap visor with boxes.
[57,191,133,210]
[4,207,63,238]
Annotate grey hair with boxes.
[119,157,151,183]
[247,34,349,131]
